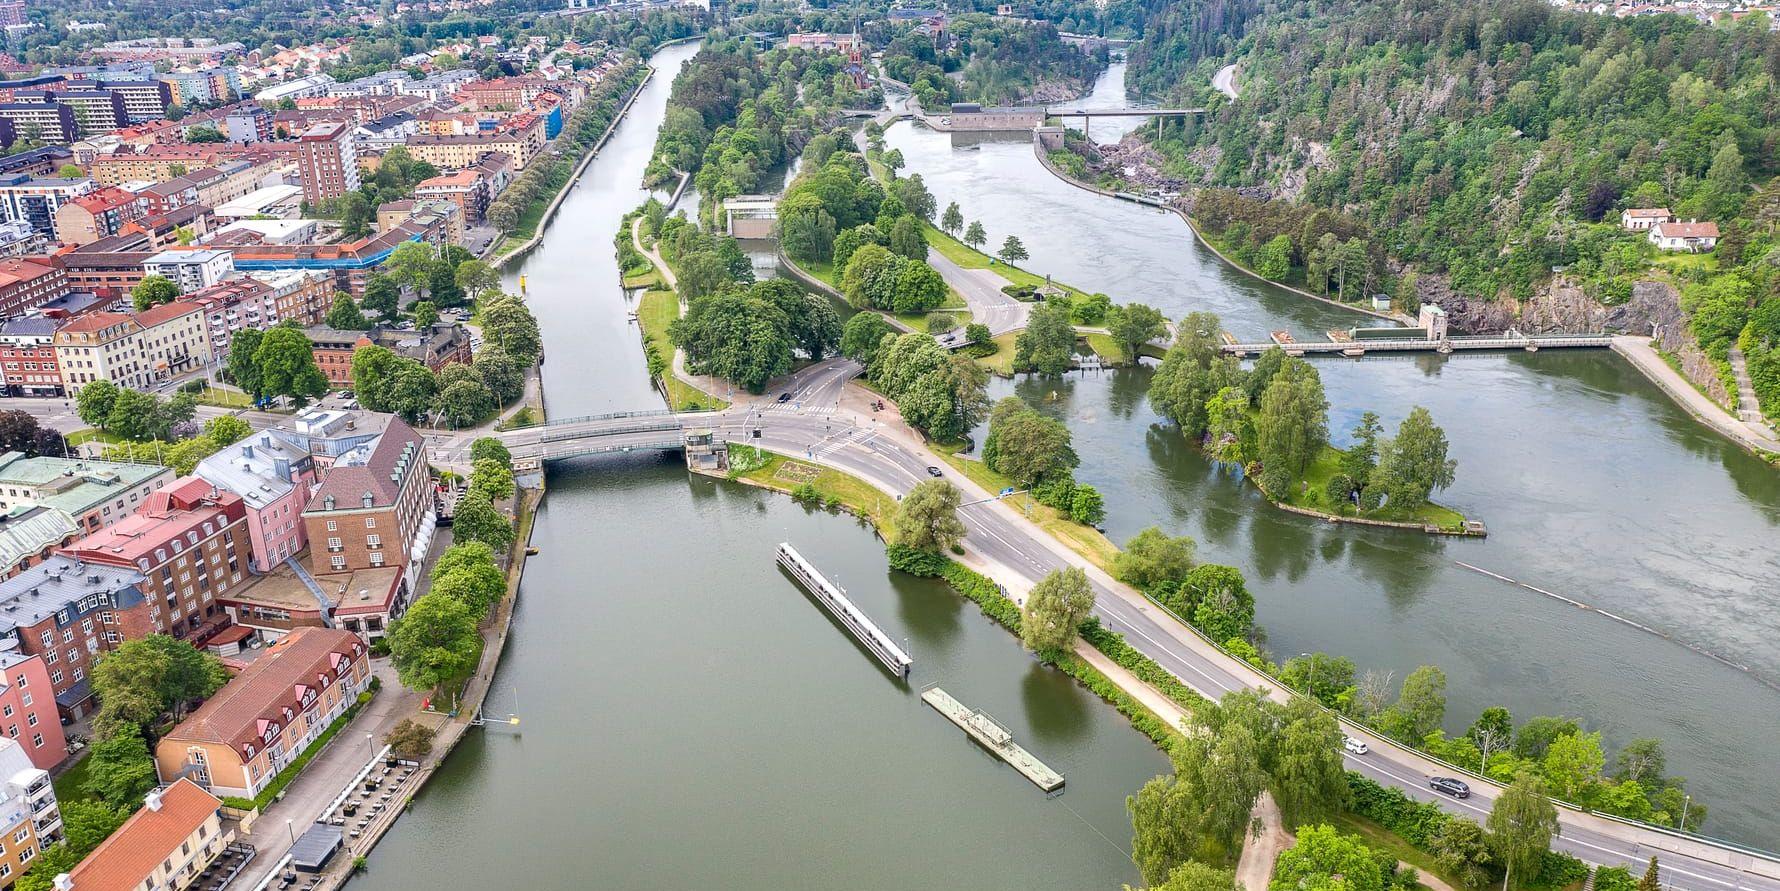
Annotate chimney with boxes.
[52,875,71,891]
[144,788,163,811]
[242,444,253,459]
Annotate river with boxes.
[884,63,1780,844]
[351,42,1168,891]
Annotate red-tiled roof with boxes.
[1653,221,1719,238]
[133,299,202,328]
[62,477,244,566]
[54,310,136,335]
[306,418,424,513]
[0,258,60,287]
[160,627,365,757]
[66,778,221,891]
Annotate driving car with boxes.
[1429,777,1471,799]
[1343,736,1369,755]
[926,466,944,477]
[777,392,792,403]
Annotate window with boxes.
[19,692,28,707]
[26,713,35,727]
[326,520,337,531]
[365,534,380,548]
[327,537,342,551]
[330,556,346,570]
[31,733,41,749]
[48,671,60,685]
[1,705,11,718]
[364,517,375,528]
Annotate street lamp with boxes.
[285,818,295,845]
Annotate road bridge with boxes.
[1045,107,1206,118]
[1221,334,1614,358]
[498,409,712,468]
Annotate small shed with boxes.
[289,824,344,873]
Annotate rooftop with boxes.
[306,418,424,514]
[64,779,222,891]
[0,553,146,635]
[61,476,244,567]
[0,453,168,517]
[160,627,364,756]
[193,429,309,510]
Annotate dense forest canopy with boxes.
[1131,0,1780,301]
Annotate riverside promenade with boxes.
[1613,335,1780,458]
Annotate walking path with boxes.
[925,245,1031,335]
[1612,336,1780,456]
[1729,346,1771,426]
[1236,793,1289,891]
[630,215,731,400]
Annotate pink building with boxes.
[0,652,66,770]
[193,430,317,573]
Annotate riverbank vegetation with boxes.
[880,13,1107,107]
[1147,314,1467,529]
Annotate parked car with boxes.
[1429,777,1470,799]
[1343,736,1369,755]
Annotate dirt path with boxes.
[1237,793,1291,891]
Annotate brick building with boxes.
[52,187,142,245]
[293,121,359,205]
[0,557,149,716]
[178,269,330,357]
[0,317,62,396]
[0,258,65,319]
[52,300,210,392]
[0,654,65,769]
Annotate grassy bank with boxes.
[1261,445,1470,531]
[636,288,728,412]
[729,446,899,540]
[921,225,1087,298]
[929,443,1121,570]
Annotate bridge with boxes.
[1045,107,1206,118]
[498,409,710,469]
[1221,334,1615,358]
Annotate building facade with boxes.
[58,779,231,891]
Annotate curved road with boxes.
[677,359,1780,891]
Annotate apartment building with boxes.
[178,269,329,356]
[0,735,60,885]
[60,477,252,646]
[88,146,234,187]
[0,176,92,240]
[300,416,432,633]
[52,301,210,392]
[0,557,148,715]
[155,627,368,799]
[0,259,66,319]
[142,249,233,292]
[58,779,232,891]
[0,318,62,396]
[52,187,142,245]
[194,429,317,571]
[0,658,64,770]
[0,103,77,144]
[405,133,534,171]
[0,454,172,533]
[290,121,358,206]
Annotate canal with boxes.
[351,42,1167,891]
[888,64,1780,844]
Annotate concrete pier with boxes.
[777,542,913,678]
[921,686,1064,791]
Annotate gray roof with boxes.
[193,429,308,510]
[0,554,146,635]
[0,317,58,337]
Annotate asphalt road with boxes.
[671,360,1780,891]
[926,247,1032,337]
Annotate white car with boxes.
[1343,736,1369,755]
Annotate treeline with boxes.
[1133,0,1780,303]
[488,59,649,236]
[648,35,858,220]
[882,14,1107,107]
[1149,313,1459,517]
[1676,179,1780,420]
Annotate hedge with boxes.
[1348,773,1588,890]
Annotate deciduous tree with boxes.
[387,594,482,694]
[1020,567,1094,658]
[893,479,966,554]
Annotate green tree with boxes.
[1013,301,1076,374]
[1186,564,1254,643]
[76,379,121,428]
[1373,406,1457,511]
[452,489,513,552]
[1131,862,1240,891]
[1271,824,1386,891]
[841,312,897,364]
[427,257,466,308]
[82,725,158,810]
[387,594,482,694]
[1255,234,1293,281]
[671,290,794,393]
[131,275,180,312]
[470,437,511,465]
[1149,312,1241,437]
[429,560,507,618]
[1341,411,1384,490]
[1108,303,1167,362]
[982,396,1078,486]
[941,201,963,235]
[893,479,966,554]
[1388,664,1448,742]
[964,322,992,346]
[1279,653,1357,710]
[361,273,400,320]
[325,292,371,330]
[1113,526,1197,591]
[384,718,437,761]
[435,378,495,427]
[1514,716,1581,760]
[1639,857,1662,891]
[455,259,500,300]
[226,328,266,400]
[255,326,329,405]
[1542,731,1607,802]
[383,241,436,296]
[474,346,524,405]
[1020,567,1094,659]
[1130,773,1205,886]
[1488,774,1561,886]
[202,415,252,447]
[1428,817,1496,888]
[1070,484,1105,525]
[106,389,159,441]
[889,215,926,260]
[480,296,543,365]
[964,220,987,250]
[1254,357,1329,488]
[468,457,516,501]
[412,301,439,329]
[998,235,1029,264]
[1272,697,1352,826]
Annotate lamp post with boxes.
[285,818,295,846]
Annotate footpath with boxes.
[1612,336,1780,457]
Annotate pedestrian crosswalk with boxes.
[761,403,838,415]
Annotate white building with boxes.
[1648,220,1720,252]
[143,249,235,292]
[254,73,337,104]
[1620,207,1671,231]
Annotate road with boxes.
[1213,63,1240,99]
[609,358,1779,891]
[926,246,1031,337]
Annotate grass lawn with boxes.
[921,225,1088,298]
[971,331,1021,376]
[637,288,729,412]
[622,270,660,289]
[193,386,254,409]
[1650,252,1718,277]
[896,307,971,332]
[734,448,900,541]
[52,751,95,804]
[1271,444,1469,530]
[1082,332,1135,366]
[66,429,127,447]
[930,443,1121,573]
[1332,812,1465,891]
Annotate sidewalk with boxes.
[1612,336,1780,455]
[630,215,731,400]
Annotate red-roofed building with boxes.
[1649,219,1720,252]
[52,300,209,392]
[59,477,251,644]
[58,778,233,891]
[154,627,369,798]
[52,188,144,246]
[0,258,66,318]
[412,168,488,222]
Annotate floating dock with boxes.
[921,686,1064,791]
[776,542,913,678]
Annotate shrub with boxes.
[926,313,957,334]
[791,482,820,504]
[886,543,950,576]
[1347,773,1452,848]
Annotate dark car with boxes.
[1429,777,1471,799]
[777,392,792,403]
[926,466,943,477]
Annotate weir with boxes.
[921,686,1064,792]
[775,542,913,678]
